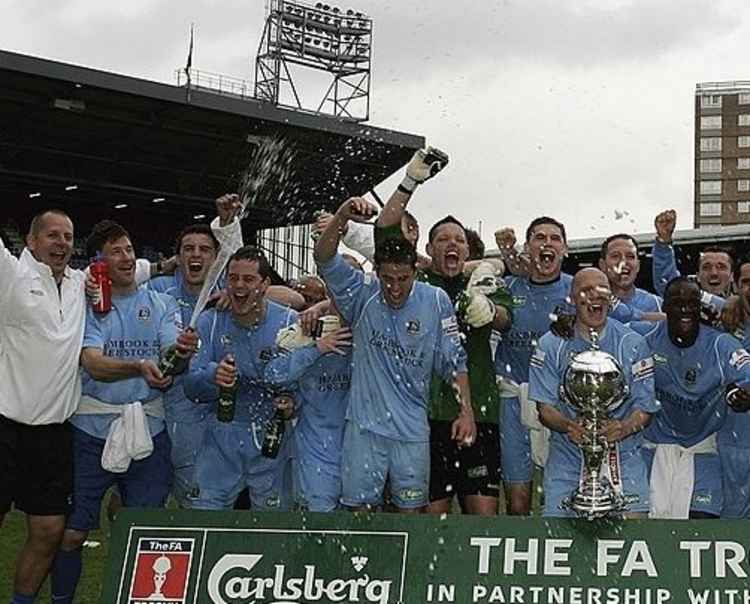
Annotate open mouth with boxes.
[188,261,204,275]
[444,250,460,269]
[538,249,556,268]
[50,251,67,262]
[587,301,606,319]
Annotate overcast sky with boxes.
[3,0,749,248]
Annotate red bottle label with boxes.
[90,259,112,313]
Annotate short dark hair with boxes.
[228,245,273,280]
[428,215,467,243]
[374,237,417,269]
[28,209,72,238]
[174,224,219,255]
[525,216,567,243]
[86,220,131,258]
[600,233,639,260]
[465,228,485,260]
[699,246,734,271]
[663,276,700,303]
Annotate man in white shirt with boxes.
[0,210,153,604]
[0,209,83,604]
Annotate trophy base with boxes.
[562,482,627,520]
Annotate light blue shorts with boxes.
[543,444,650,518]
[191,419,292,511]
[166,413,208,509]
[294,452,341,512]
[642,445,723,517]
[719,444,750,519]
[500,396,533,483]
[340,422,429,509]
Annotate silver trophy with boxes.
[559,331,629,519]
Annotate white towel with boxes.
[647,434,717,519]
[77,396,164,473]
[497,377,550,467]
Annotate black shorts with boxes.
[0,415,73,516]
[429,419,501,502]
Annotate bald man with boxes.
[528,268,659,518]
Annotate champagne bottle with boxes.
[217,356,238,423]
[158,344,188,377]
[261,408,285,459]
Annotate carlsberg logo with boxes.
[207,554,393,604]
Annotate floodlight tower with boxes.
[254,0,372,122]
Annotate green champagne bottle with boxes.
[217,356,238,423]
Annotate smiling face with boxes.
[102,235,136,289]
[572,268,611,332]
[26,211,74,282]
[227,257,269,320]
[664,280,701,348]
[427,222,470,278]
[526,222,567,282]
[599,237,639,293]
[698,251,733,296]
[178,232,217,287]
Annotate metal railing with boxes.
[175,68,253,99]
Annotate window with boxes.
[700,115,722,129]
[740,93,750,105]
[700,203,722,217]
[739,201,750,213]
[739,179,750,192]
[738,158,750,169]
[700,180,722,195]
[701,95,722,108]
[740,114,750,126]
[740,136,750,148]
[700,137,722,152]
[700,158,722,173]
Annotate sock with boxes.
[10,592,36,604]
[50,547,82,604]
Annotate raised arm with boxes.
[652,209,679,296]
[376,147,449,230]
[314,197,379,264]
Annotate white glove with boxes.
[275,324,313,351]
[399,146,450,193]
[463,291,496,328]
[314,315,341,339]
[467,261,501,296]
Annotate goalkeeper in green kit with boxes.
[376,147,513,515]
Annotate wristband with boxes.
[399,174,418,194]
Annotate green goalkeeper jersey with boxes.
[420,268,512,423]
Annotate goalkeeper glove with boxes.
[399,147,449,193]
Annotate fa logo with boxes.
[406,320,421,335]
[137,307,151,322]
[684,368,697,385]
[128,538,193,604]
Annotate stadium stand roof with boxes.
[0,49,424,236]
